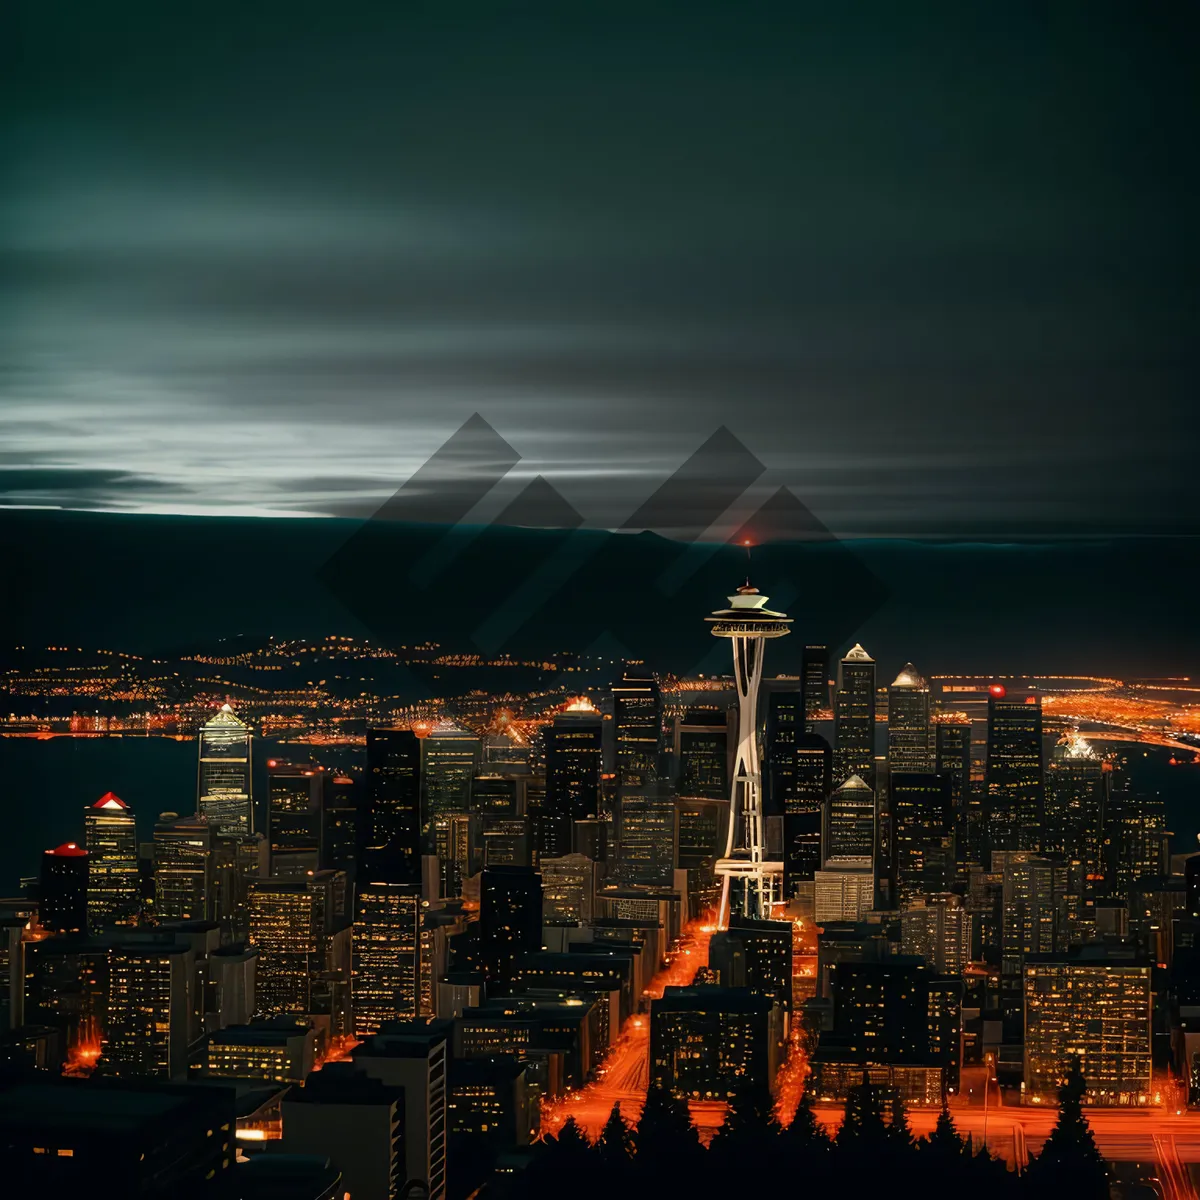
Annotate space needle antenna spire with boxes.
[706,551,791,927]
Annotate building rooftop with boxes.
[890,663,926,689]
[91,791,130,810]
[652,985,774,1014]
[842,643,874,663]
[0,1078,232,1134]
[45,842,87,858]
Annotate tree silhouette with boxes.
[634,1085,703,1190]
[925,1101,966,1157]
[887,1093,915,1150]
[1024,1057,1108,1199]
[709,1083,779,1187]
[596,1103,634,1176]
[837,1072,888,1147]
[522,1117,594,1200]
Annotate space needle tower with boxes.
[706,572,792,926]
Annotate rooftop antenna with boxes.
[742,538,753,588]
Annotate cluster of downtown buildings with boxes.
[0,609,1194,1196]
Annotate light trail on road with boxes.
[541,916,717,1140]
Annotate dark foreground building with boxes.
[0,1075,235,1194]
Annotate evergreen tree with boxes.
[837,1072,888,1147]
[523,1117,594,1200]
[784,1089,832,1150]
[887,1093,915,1149]
[1024,1057,1108,1199]
[925,1101,966,1157]
[596,1103,634,1174]
[633,1085,702,1191]
[779,1089,832,1193]
[709,1084,780,1185]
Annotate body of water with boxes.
[0,736,365,893]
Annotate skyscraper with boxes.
[421,725,482,846]
[985,685,1044,854]
[890,772,953,904]
[900,894,972,974]
[801,644,830,730]
[352,882,422,1035]
[1045,733,1107,895]
[823,775,876,864]
[834,644,876,788]
[543,705,603,858]
[934,716,977,868]
[248,870,351,1031]
[197,703,254,835]
[39,843,88,934]
[614,785,675,886]
[323,774,360,878]
[612,670,661,791]
[480,866,542,996]
[101,943,193,1080]
[84,792,139,931]
[363,728,421,883]
[1024,947,1152,1106]
[153,814,214,923]
[783,733,831,896]
[765,686,803,816]
[887,663,934,773]
[998,851,1063,1018]
[267,760,325,877]
[674,708,731,800]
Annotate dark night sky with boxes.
[3,3,1198,537]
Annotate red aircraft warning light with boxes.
[988,684,1007,699]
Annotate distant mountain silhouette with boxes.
[0,509,1196,678]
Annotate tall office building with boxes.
[40,843,89,934]
[352,1022,451,1200]
[540,854,598,925]
[834,644,876,788]
[84,792,139,930]
[1045,733,1107,892]
[480,866,542,996]
[543,706,603,858]
[985,686,1044,854]
[998,851,1063,1017]
[765,687,802,816]
[783,733,831,895]
[1024,947,1152,1106]
[810,959,962,1100]
[323,774,360,878]
[1105,787,1169,900]
[267,760,325,877]
[421,726,482,846]
[823,774,875,864]
[248,870,351,1032]
[614,786,675,886]
[674,709,731,800]
[813,860,875,923]
[101,943,193,1080]
[197,703,254,835]
[352,882,422,1036]
[650,985,780,1099]
[153,814,214,923]
[612,670,661,791]
[900,894,972,974]
[890,773,954,904]
[934,717,977,868]
[363,728,421,883]
[802,644,830,730]
[887,664,934,773]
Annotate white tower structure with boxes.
[706,582,792,925]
